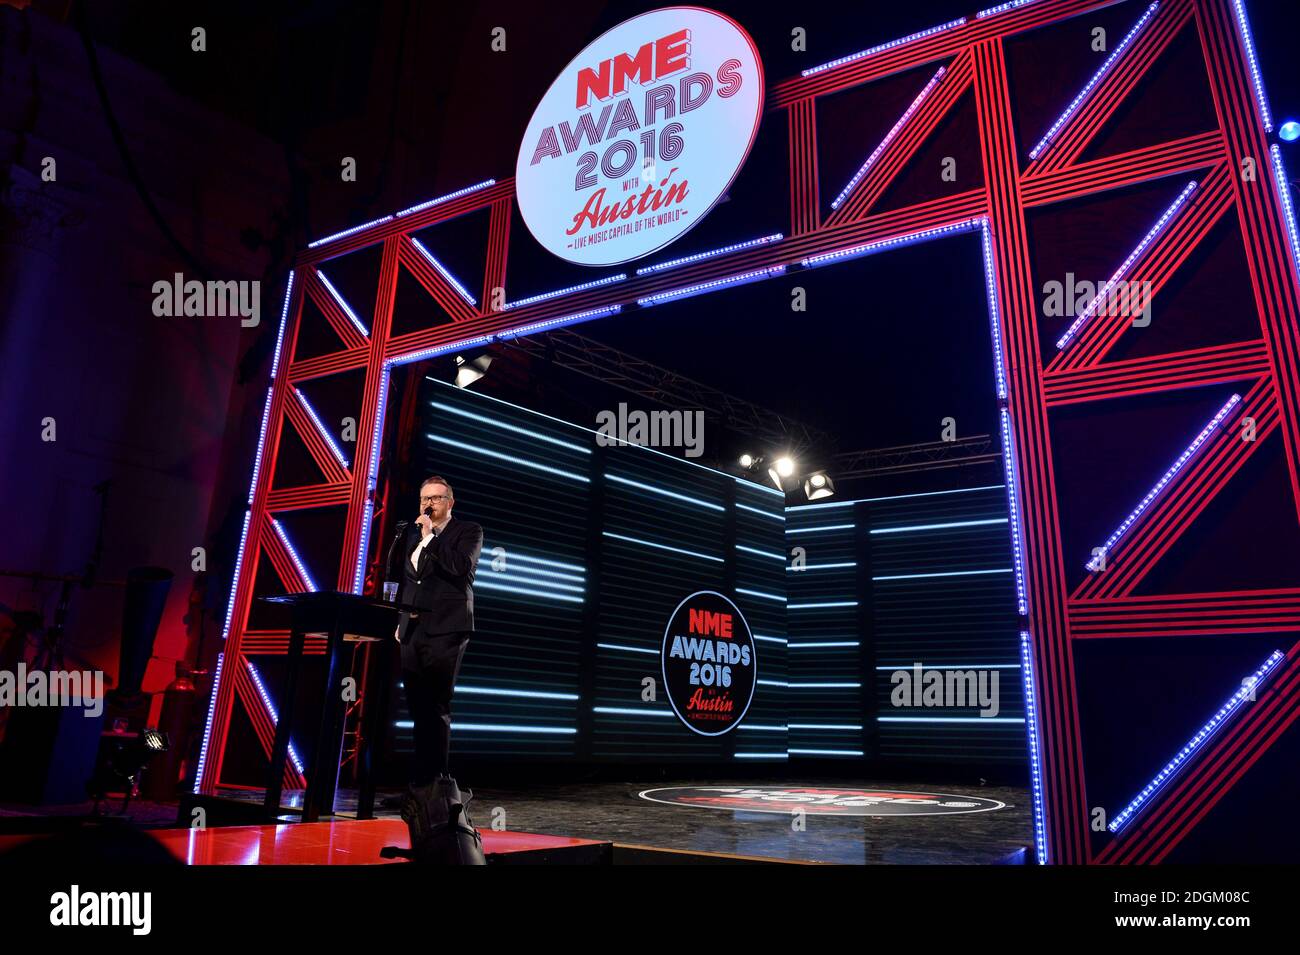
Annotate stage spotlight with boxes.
[87,727,171,812]
[738,453,755,469]
[767,455,796,490]
[453,353,492,388]
[1281,120,1300,142]
[804,471,835,500]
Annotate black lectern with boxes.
[259,591,409,822]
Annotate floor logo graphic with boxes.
[638,786,1007,816]
[662,591,756,735]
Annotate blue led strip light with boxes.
[1056,180,1198,350]
[998,411,1029,615]
[221,511,252,639]
[788,723,860,730]
[603,530,723,563]
[270,519,318,592]
[605,473,723,510]
[427,433,590,483]
[450,722,577,735]
[873,567,1010,581]
[1019,632,1049,863]
[245,659,305,774]
[1108,650,1285,834]
[831,67,947,210]
[593,706,676,718]
[431,401,589,453]
[477,558,585,584]
[496,305,623,338]
[1231,0,1273,132]
[502,273,626,309]
[871,518,1007,535]
[1028,2,1160,160]
[269,270,295,381]
[977,0,1040,17]
[1271,146,1300,272]
[637,266,787,307]
[980,221,1010,399]
[980,222,1032,630]
[802,219,983,268]
[496,551,586,574]
[637,234,784,275]
[308,214,394,249]
[393,335,495,367]
[394,178,497,218]
[295,388,350,469]
[457,685,580,700]
[876,662,1020,669]
[801,17,967,77]
[1086,394,1241,571]
[349,358,400,595]
[597,642,659,656]
[474,579,585,604]
[876,716,1024,724]
[247,389,274,506]
[192,652,224,793]
[477,569,584,593]
[736,502,783,521]
[409,238,478,306]
[315,270,370,337]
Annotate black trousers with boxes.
[399,629,470,785]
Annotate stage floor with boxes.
[220,777,1032,864]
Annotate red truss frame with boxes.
[196,0,1300,864]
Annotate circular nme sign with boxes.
[638,787,1008,816]
[515,7,765,266]
[662,591,757,735]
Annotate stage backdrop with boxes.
[199,0,1300,865]
[390,375,789,762]
[380,376,1025,768]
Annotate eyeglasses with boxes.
[420,494,450,504]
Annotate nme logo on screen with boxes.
[662,591,756,736]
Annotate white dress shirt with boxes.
[410,515,452,569]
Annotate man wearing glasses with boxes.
[393,475,483,788]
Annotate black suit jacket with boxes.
[397,515,484,640]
